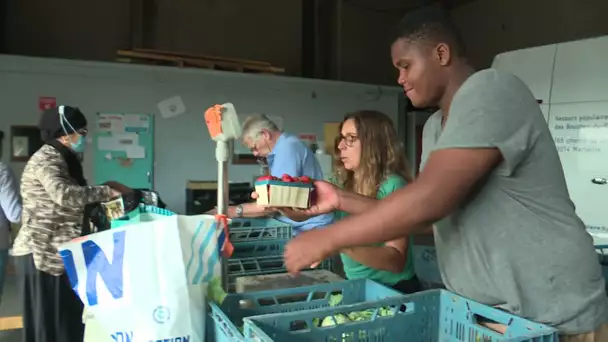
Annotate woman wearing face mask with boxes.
[12,105,126,342]
[283,111,420,293]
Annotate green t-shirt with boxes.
[333,174,415,286]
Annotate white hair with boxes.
[241,114,280,141]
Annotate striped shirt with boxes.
[12,144,114,275]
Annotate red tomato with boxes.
[281,174,293,182]
[257,176,272,181]
[300,176,311,183]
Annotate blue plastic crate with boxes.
[231,240,288,259]
[244,289,559,342]
[228,255,286,276]
[227,255,286,292]
[209,279,405,342]
[229,218,292,244]
[227,255,333,292]
[110,205,175,229]
[230,240,335,269]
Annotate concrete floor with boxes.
[0,275,22,341]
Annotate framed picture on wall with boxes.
[10,126,43,162]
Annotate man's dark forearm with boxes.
[328,183,442,251]
[338,189,433,235]
[338,190,379,215]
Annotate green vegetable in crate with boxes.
[321,314,350,327]
[314,293,395,329]
[317,308,395,327]
[347,310,372,322]
[207,277,227,304]
[328,293,343,307]
[378,307,394,317]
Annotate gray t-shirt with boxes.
[421,69,608,334]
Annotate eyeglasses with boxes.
[248,140,260,153]
[338,134,359,147]
[77,129,88,136]
[248,132,268,152]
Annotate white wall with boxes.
[492,36,608,236]
[0,55,402,213]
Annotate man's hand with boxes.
[109,189,122,198]
[284,228,337,275]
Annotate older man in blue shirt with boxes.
[227,114,333,235]
[0,162,21,303]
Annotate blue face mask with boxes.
[70,135,86,153]
[58,105,87,153]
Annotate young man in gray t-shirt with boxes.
[280,5,608,339]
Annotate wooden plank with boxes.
[116,50,285,74]
[0,316,23,331]
[116,50,214,68]
[133,48,272,67]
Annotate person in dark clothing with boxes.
[12,105,127,342]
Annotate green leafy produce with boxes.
[318,308,395,327]
[314,293,396,328]
[321,314,350,327]
[207,277,227,304]
[328,294,344,307]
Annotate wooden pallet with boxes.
[0,316,22,331]
[116,49,285,75]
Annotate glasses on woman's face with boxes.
[339,134,358,147]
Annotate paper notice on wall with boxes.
[12,136,29,157]
[97,133,139,151]
[124,114,150,133]
[125,145,146,159]
[158,96,186,119]
[98,115,125,133]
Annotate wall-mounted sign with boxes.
[38,96,56,111]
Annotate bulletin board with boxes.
[93,113,155,189]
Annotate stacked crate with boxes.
[227,218,331,292]
[243,288,559,342]
[209,279,405,341]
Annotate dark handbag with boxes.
[82,189,167,235]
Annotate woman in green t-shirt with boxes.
[283,110,420,293]
[330,110,420,294]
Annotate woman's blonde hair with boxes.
[334,110,413,197]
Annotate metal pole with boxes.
[216,140,230,289]
[217,162,229,215]
[216,140,230,215]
